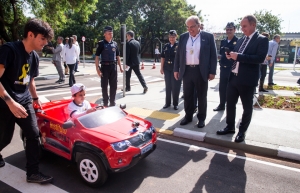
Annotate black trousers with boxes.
[67,64,76,86]
[164,68,182,106]
[218,66,231,107]
[226,74,255,133]
[183,66,208,121]
[0,102,40,176]
[155,54,160,62]
[125,65,147,90]
[259,64,267,89]
[101,64,117,105]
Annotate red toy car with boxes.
[20,99,157,187]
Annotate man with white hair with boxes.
[174,15,217,128]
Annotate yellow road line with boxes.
[127,107,180,120]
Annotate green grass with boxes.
[264,85,300,91]
[257,95,300,112]
[274,67,300,70]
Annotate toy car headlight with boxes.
[111,140,131,151]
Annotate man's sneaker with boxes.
[27,172,53,184]
[143,87,148,94]
[0,154,5,168]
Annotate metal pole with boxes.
[83,41,85,68]
[121,24,126,97]
[294,45,298,71]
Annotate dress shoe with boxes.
[213,106,225,111]
[143,87,148,94]
[268,83,276,86]
[174,106,179,110]
[121,89,130,92]
[180,118,192,125]
[197,120,205,128]
[55,79,61,83]
[58,80,65,84]
[163,104,170,109]
[216,127,235,135]
[103,103,108,107]
[259,88,268,92]
[0,154,5,168]
[235,132,246,143]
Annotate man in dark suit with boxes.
[125,30,148,94]
[174,15,217,128]
[216,15,269,143]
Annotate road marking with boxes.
[158,138,300,173]
[127,107,180,120]
[0,163,67,193]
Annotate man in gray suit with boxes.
[268,34,280,86]
[174,15,217,128]
[50,36,64,83]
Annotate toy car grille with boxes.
[128,131,152,148]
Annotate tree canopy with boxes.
[234,10,282,39]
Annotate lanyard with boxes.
[191,34,200,46]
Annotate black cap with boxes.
[226,22,235,29]
[169,30,177,36]
[104,26,113,33]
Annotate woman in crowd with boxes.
[62,37,79,87]
[160,30,181,110]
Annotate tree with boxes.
[234,10,282,39]
[0,0,97,41]
[254,10,282,39]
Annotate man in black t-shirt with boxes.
[0,18,54,184]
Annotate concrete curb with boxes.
[156,128,300,161]
[173,128,206,141]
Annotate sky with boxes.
[187,0,300,33]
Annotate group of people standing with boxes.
[49,35,80,86]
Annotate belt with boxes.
[232,72,238,76]
[101,62,116,65]
[186,65,199,67]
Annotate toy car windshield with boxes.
[78,106,126,129]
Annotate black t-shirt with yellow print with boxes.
[0,41,39,107]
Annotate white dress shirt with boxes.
[232,31,256,73]
[186,32,201,65]
[62,45,79,64]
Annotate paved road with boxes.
[1,128,300,193]
[1,70,300,192]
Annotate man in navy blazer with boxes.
[174,15,217,128]
[216,15,269,143]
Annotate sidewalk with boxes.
[36,58,300,162]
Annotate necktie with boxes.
[232,36,250,70]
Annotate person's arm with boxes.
[95,56,102,77]
[75,47,80,63]
[51,45,62,54]
[208,34,218,81]
[29,78,42,109]
[271,43,278,63]
[0,65,28,118]
[232,37,269,64]
[116,56,123,72]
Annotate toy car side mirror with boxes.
[119,104,126,109]
[62,121,75,129]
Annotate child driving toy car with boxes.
[68,83,97,118]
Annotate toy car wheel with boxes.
[77,153,107,187]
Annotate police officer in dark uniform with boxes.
[160,30,182,110]
[95,26,123,107]
[213,22,238,111]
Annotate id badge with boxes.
[190,48,194,55]
[23,75,30,84]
